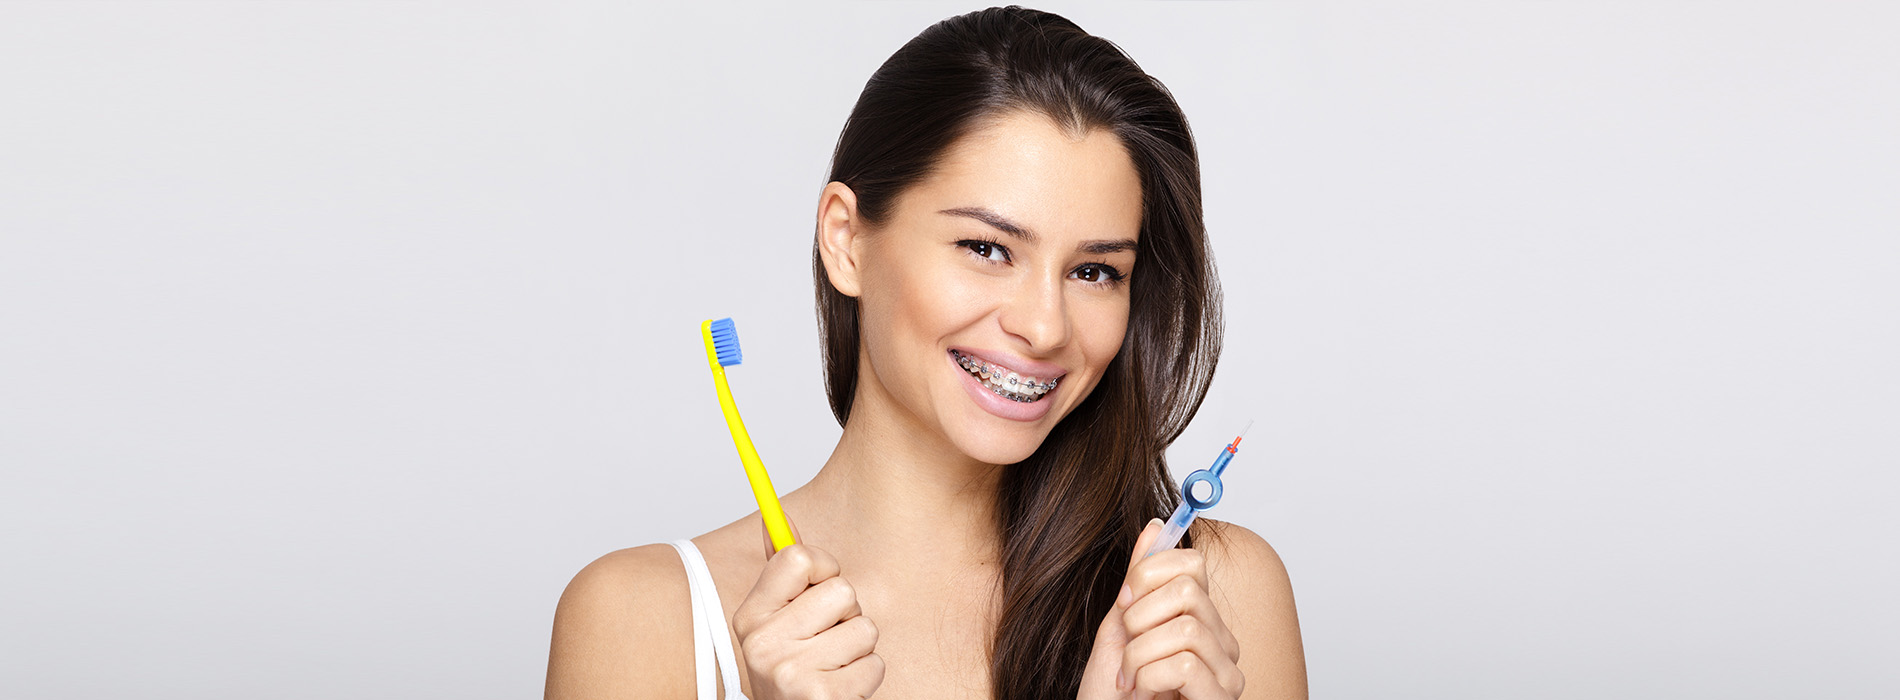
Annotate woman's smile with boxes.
[948,348,1065,421]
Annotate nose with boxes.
[998,271,1072,353]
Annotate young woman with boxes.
[547,7,1305,699]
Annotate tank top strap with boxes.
[668,540,748,700]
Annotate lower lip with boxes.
[950,351,1058,422]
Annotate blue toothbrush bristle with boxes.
[709,317,743,366]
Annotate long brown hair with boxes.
[812,7,1222,698]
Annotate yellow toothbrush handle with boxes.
[703,323,796,552]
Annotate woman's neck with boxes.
[786,397,1005,577]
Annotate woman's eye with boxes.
[959,240,1010,263]
[1072,263,1126,285]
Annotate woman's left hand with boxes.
[1077,518,1245,700]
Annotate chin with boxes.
[945,423,1049,465]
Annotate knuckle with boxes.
[837,614,867,639]
[780,544,814,571]
[1130,568,1162,596]
[815,577,856,608]
[1183,548,1207,571]
[768,664,800,693]
[740,630,780,666]
[1165,575,1198,605]
[1169,614,1206,642]
[1132,563,1162,589]
[1172,651,1198,677]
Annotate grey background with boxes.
[3,1,1895,698]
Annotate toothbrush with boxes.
[1144,421,1252,558]
[701,317,796,552]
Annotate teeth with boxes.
[951,350,1061,403]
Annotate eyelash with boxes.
[955,238,1128,288]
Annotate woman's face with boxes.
[828,110,1144,465]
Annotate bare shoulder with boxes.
[545,544,695,700]
[1193,518,1288,584]
[1191,518,1296,624]
[1194,518,1309,699]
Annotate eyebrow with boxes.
[937,206,1138,255]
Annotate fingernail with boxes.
[1117,584,1132,608]
[1116,669,1127,691]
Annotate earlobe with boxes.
[815,181,865,298]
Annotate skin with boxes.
[546,110,1307,699]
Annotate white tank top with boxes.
[668,540,748,700]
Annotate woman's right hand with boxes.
[730,519,884,699]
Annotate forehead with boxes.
[905,111,1144,243]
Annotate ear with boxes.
[815,181,867,298]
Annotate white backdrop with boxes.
[2,2,1894,698]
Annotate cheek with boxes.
[860,251,990,357]
[1076,295,1131,367]
[889,257,992,332]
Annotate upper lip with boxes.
[950,347,1068,380]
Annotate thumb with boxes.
[759,512,803,559]
[1126,517,1163,574]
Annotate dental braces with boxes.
[951,349,1061,402]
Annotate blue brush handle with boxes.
[1143,441,1237,557]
